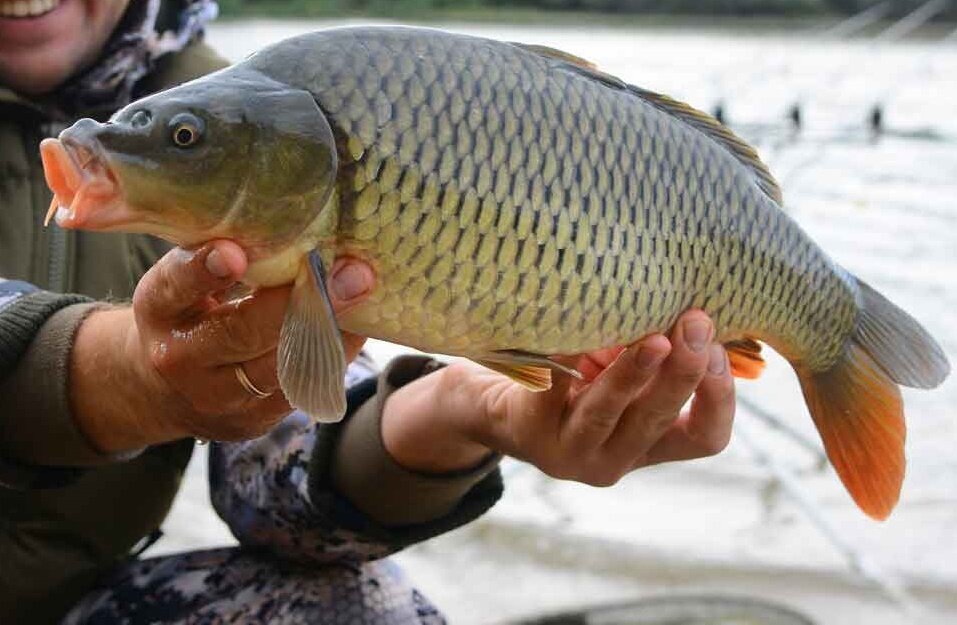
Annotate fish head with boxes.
[40,70,338,254]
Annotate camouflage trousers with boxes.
[62,357,446,624]
[62,547,445,625]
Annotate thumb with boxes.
[328,258,376,313]
[327,258,374,363]
[135,240,247,324]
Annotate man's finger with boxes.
[135,240,247,324]
[635,311,712,423]
[639,344,736,466]
[233,349,280,396]
[560,335,671,454]
[328,258,376,314]
[190,394,293,442]
[183,286,291,364]
[341,331,368,363]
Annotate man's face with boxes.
[0,0,130,95]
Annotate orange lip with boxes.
[40,137,121,230]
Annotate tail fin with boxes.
[856,280,949,389]
[797,279,950,520]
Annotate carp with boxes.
[40,27,949,519]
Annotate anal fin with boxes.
[725,337,766,379]
[474,349,585,392]
[277,250,347,423]
[474,359,552,392]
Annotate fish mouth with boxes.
[39,136,134,231]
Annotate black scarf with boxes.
[53,0,217,118]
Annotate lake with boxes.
[158,18,957,624]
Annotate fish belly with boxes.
[290,28,858,368]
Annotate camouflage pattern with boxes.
[208,361,396,565]
[60,356,448,624]
[248,27,859,371]
[61,548,444,625]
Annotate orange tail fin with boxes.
[796,278,949,520]
[797,344,904,520]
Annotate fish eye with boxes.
[169,113,204,148]
[130,109,151,128]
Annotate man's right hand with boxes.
[70,240,373,453]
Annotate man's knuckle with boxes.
[696,430,731,457]
[582,466,624,488]
[538,459,573,481]
[222,314,257,347]
[189,394,225,416]
[578,407,621,435]
[641,405,677,429]
[717,375,737,397]
[149,341,181,376]
[674,365,705,386]
[131,286,150,312]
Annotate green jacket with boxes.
[0,41,229,623]
[0,32,501,625]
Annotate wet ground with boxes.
[153,19,957,624]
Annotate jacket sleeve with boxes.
[0,279,126,489]
[208,355,504,564]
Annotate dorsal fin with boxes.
[626,86,783,204]
[517,42,783,205]
[511,42,600,71]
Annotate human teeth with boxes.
[0,0,61,18]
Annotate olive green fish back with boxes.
[248,28,858,369]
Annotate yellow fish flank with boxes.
[39,27,949,520]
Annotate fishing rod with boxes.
[734,418,920,614]
[753,0,952,195]
[711,2,893,128]
[874,0,950,42]
[869,17,957,136]
[788,0,951,138]
[736,394,827,469]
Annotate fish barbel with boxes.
[39,27,949,519]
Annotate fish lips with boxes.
[40,120,133,231]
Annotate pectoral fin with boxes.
[474,349,584,392]
[277,250,347,422]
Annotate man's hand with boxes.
[382,310,735,482]
[70,241,374,453]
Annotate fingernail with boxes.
[708,344,727,375]
[683,318,712,353]
[205,249,230,278]
[634,345,664,370]
[332,263,371,301]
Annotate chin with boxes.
[0,0,128,95]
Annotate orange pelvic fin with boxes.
[475,358,552,392]
[798,342,905,521]
[724,338,765,379]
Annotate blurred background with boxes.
[152,2,957,623]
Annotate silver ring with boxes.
[234,364,273,399]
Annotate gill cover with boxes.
[232,80,339,233]
[93,69,339,248]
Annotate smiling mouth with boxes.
[40,137,131,231]
[0,0,63,19]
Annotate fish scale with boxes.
[42,26,949,517]
[314,25,820,359]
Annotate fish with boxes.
[39,26,949,520]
